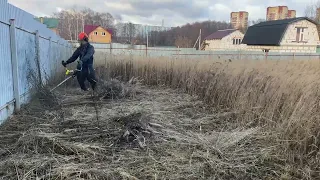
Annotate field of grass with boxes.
[1,54,320,179]
[102,56,320,179]
[1,76,270,179]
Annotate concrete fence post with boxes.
[56,40,61,76]
[110,43,112,62]
[35,30,42,86]
[265,51,268,61]
[309,53,311,60]
[9,19,20,111]
[48,37,52,78]
[146,45,148,57]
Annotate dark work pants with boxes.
[77,64,97,91]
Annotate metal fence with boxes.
[0,0,72,123]
[68,42,320,64]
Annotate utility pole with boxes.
[199,29,201,50]
[193,36,199,49]
[146,31,148,57]
[146,31,149,48]
[193,29,202,50]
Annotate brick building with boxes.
[230,11,249,30]
[266,6,296,21]
[288,10,296,19]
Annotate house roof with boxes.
[35,17,59,28]
[204,29,237,40]
[242,17,317,46]
[84,25,112,35]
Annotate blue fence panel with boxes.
[54,41,73,74]
[15,30,36,104]
[39,37,50,82]
[50,41,60,77]
[0,22,14,123]
[0,1,72,123]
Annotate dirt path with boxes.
[0,82,270,179]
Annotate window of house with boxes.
[233,38,242,45]
[94,32,98,35]
[102,32,106,36]
[295,27,307,42]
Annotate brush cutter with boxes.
[50,65,82,92]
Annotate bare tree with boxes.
[174,36,192,48]
[121,22,136,44]
[146,20,231,47]
[249,19,265,26]
[150,31,159,47]
[304,1,320,23]
[53,7,115,40]
[54,11,76,40]
[81,8,115,28]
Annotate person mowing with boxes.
[62,32,97,91]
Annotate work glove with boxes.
[62,60,68,67]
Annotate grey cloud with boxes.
[128,0,208,18]
[100,0,208,20]
[8,0,315,27]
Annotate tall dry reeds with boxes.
[103,56,320,178]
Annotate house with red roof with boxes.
[84,25,112,43]
[202,29,245,51]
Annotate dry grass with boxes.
[102,56,320,179]
[0,80,273,179]
[1,55,320,179]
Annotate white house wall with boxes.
[281,20,319,46]
[246,20,319,53]
[221,31,246,50]
[205,39,222,50]
[205,30,245,51]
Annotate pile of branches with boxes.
[96,78,139,100]
[111,112,160,149]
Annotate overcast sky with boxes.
[7,0,318,27]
